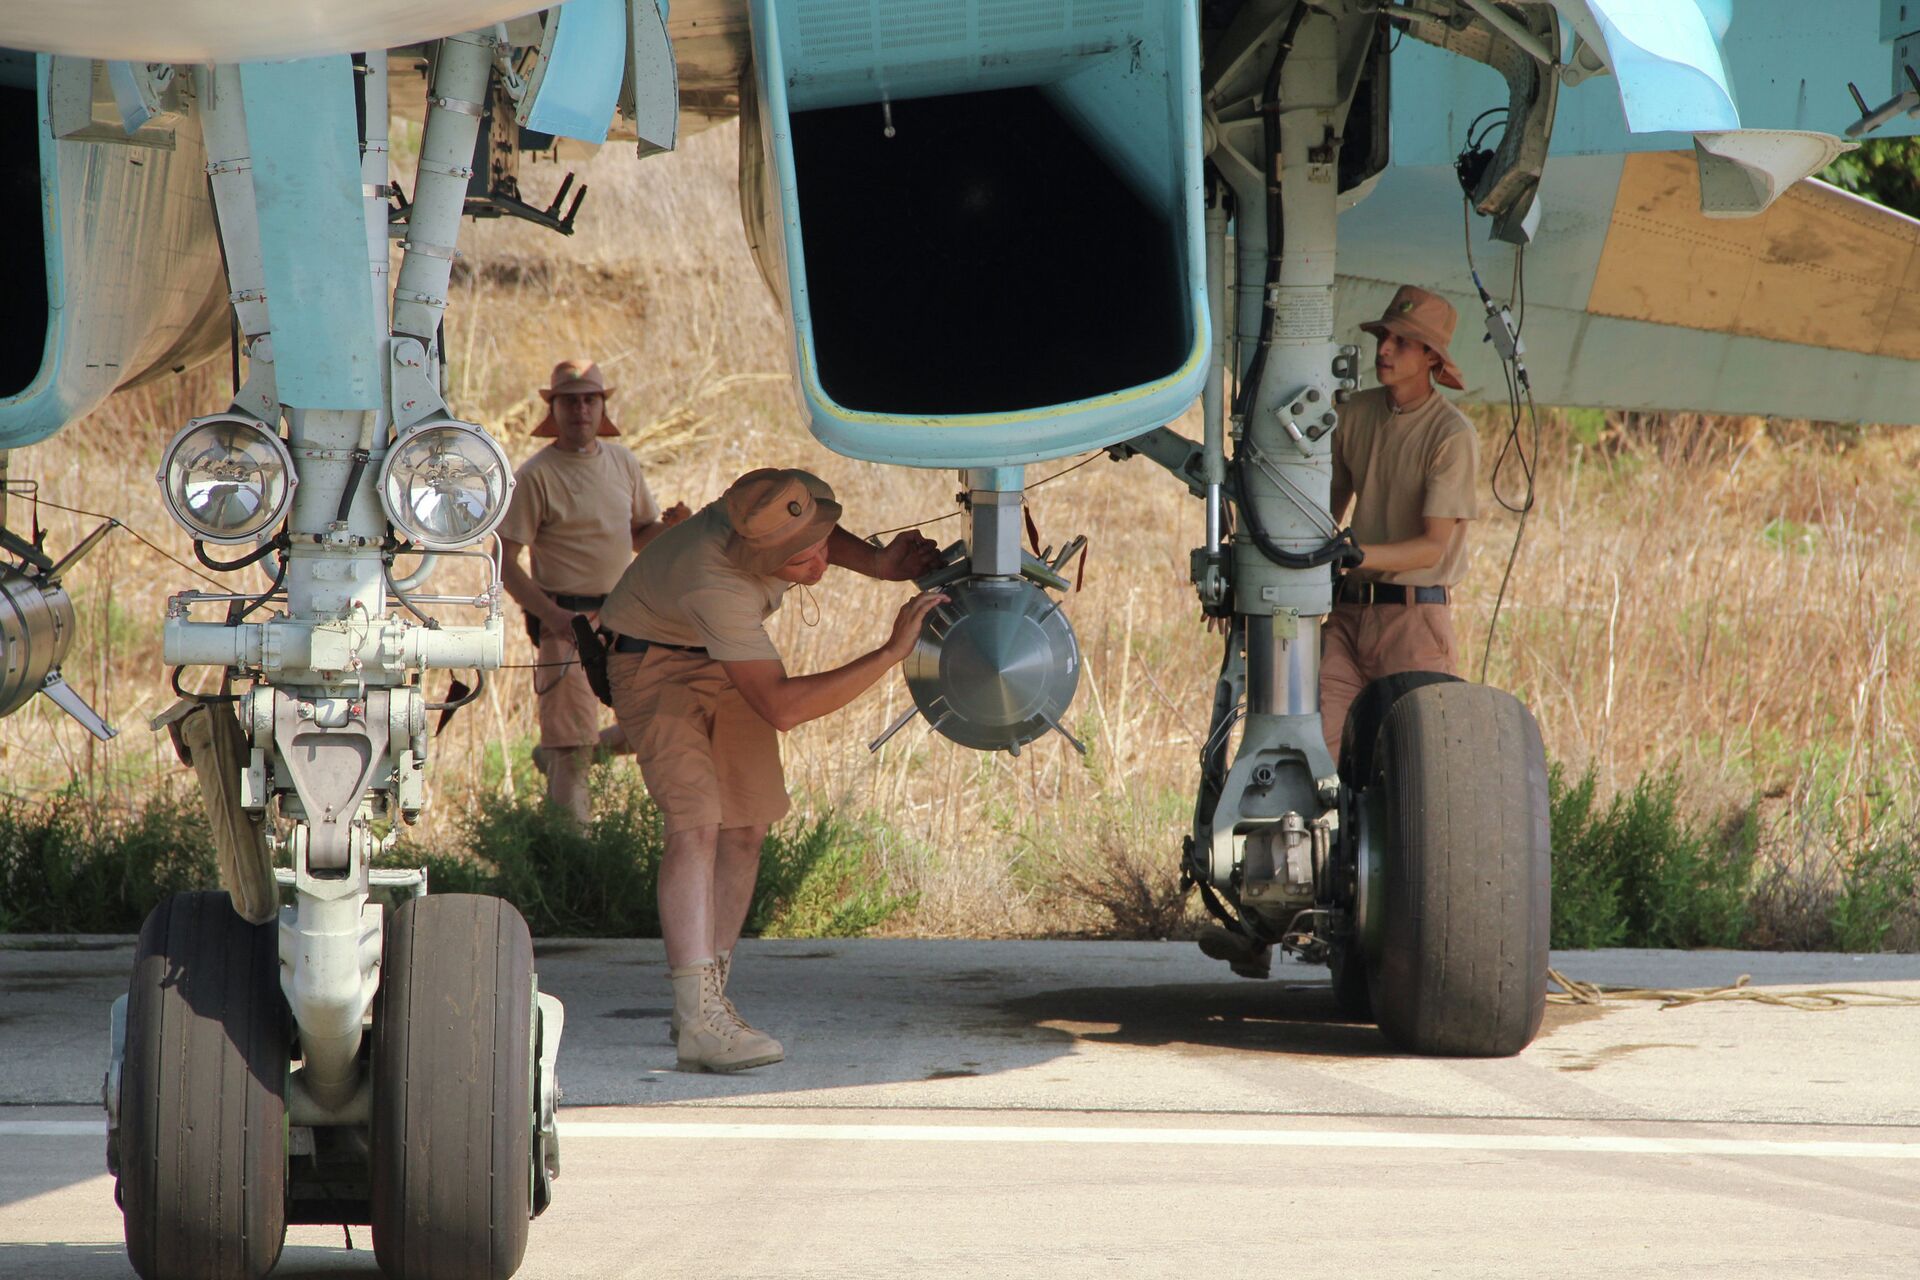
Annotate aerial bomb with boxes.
[902,575,1081,756]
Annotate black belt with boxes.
[610,632,710,657]
[1339,580,1450,606]
[549,592,607,612]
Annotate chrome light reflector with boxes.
[157,414,296,544]
[379,419,513,550]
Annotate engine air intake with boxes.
[745,0,1207,467]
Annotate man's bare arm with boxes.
[1328,476,1353,527]
[632,500,692,552]
[826,525,942,581]
[723,591,945,731]
[1353,516,1459,574]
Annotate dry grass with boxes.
[5,124,1917,939]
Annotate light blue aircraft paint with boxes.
[239,57,380,410]
[750,0,1210,468]
[1559,0,1740,134]
[519,0,628,144]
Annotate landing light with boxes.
[378,419,513,550]
[157,414,296,544]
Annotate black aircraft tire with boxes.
[119,891,288,1280]
[1364,683,1550,1057]
[1337,669,1461,790]
[371,894,535,1280]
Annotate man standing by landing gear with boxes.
[1321,285,1482,763]
[1200,285,1482,984]
[597,468,944,1072]
[499,359,689,826]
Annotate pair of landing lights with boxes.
[157,414,512,551]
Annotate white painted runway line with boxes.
[10,1118,1920,1160]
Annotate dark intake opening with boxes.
[791,86,1187,416]
[0,85,47,399]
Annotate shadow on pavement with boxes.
[1002,978,1607,1058]
[0,1242,383,1278]
[1001,979,1399,1058]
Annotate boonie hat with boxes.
[722,469,843,574]
[1360,285,1465,391]
[531,359,620,437]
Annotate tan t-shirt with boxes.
[497,443,658,597]
[598,502,791,662]
[1332,386,1480,587]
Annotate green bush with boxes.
[750,813,916,938]
[388,769,911,938]
[1549,764,1754,949]
[0,791,219,934]
[1828,837,1920,953]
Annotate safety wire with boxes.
[863,450,1107,542]
[4,487,224,588]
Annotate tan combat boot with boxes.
[669,948,737,1043]
[670,960,783,1073]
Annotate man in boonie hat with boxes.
[596,468,944,1072]
[1321,284,1482,763]
[499,358,690,826]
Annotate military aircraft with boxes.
[2,2,1918,1277]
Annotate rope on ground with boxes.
[1548,968,1920,1012]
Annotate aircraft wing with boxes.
[1335,4,1920,426]
[1338,151,1920,425]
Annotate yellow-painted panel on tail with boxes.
[1589,151,1920,362]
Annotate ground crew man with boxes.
[598,468,943,1073]
[499,359,689,826]
[1321,284,1482,762]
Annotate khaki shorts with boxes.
[534,619,608,750]
[608,647,789,836]
[1319,601,1459,761]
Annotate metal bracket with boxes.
[40,671,116,741]
[390,336,445,431]
[533,991,566,1216]
[1110,427,1211,499]
[1845,64,1920,138]
[1272,384,1339,449]
[272,689,392,872]
[463,170,588,235]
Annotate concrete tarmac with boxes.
[3,937,1919,1278]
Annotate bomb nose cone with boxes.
[904,576,1080,754]
[943,612,1052,726]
